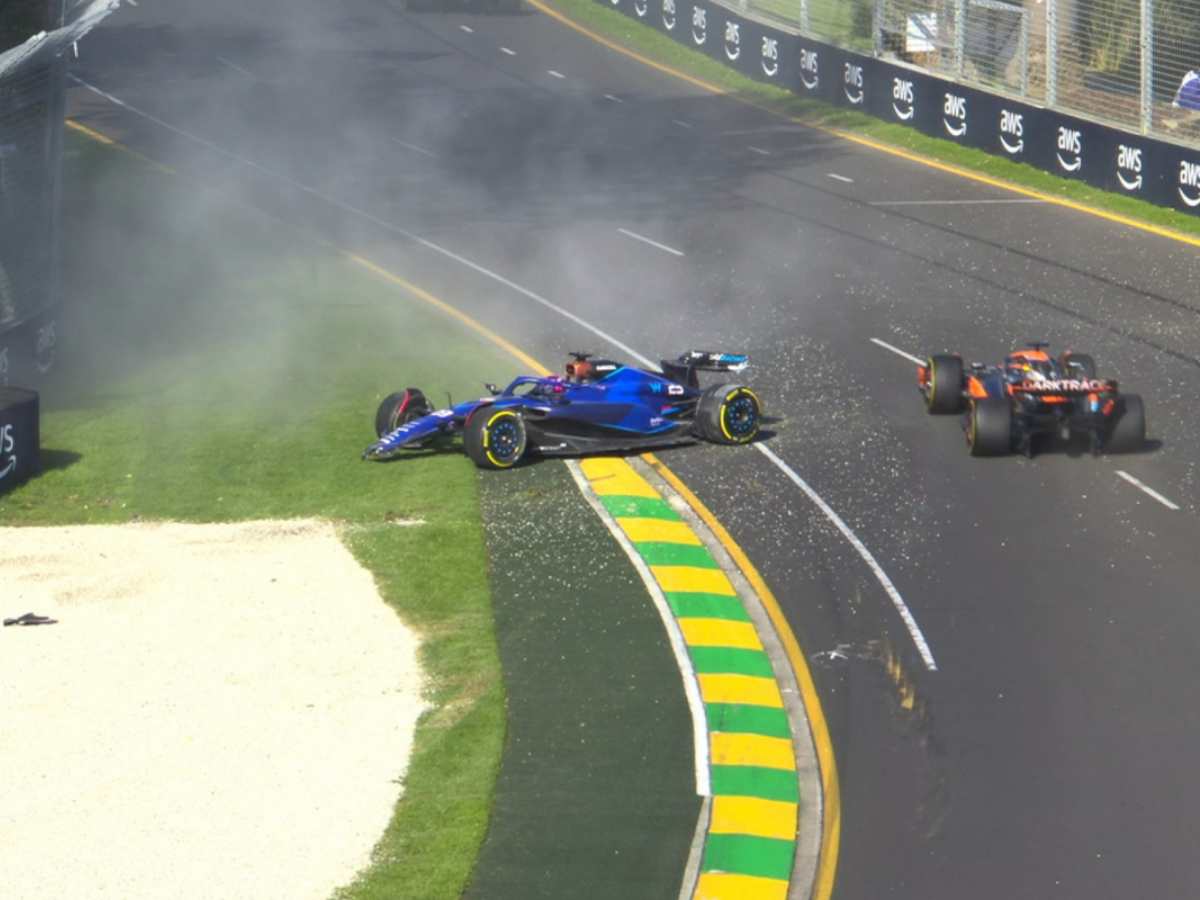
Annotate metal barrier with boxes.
[725,0,1200,145]
[0,1,120,383]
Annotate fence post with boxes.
[1018,3,1029,96]
[954,0,966,78]
[800,0,809,34]
[1140,0,1153,133]
[1045,0,1057,108]
[874,0,884,56]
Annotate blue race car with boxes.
[363,350,762,469]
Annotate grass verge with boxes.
[2,130,517,900]
[544,0,1200,241]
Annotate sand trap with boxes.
[0,519,424,900]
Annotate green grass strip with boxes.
[707,703,792,739]
[689,646,774,678]
[701,833,795,881]
[710,764,801,803]
[599,494,681,520]
[664,592,751,621]
[632,541,718,568]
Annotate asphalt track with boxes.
[68,1,1200,896]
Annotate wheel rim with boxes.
[723,394,758,439]
[487,417,521,463]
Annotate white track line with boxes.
[755,443,938,671]
[75,73,932,671]
[672,119,693,129]
[870,337,925,366]
[827,173,854,183]
[748,145,770,156]
[1116,471,1181,510]
[870,198,1047,207]
[391,138,436,158]
[459,24,474,33]
[547,69,565,79]
[617,227,684,257]
[216,56,253,77]
[500,46,516,56]
[603,93,623,103]
[565,461,711,797]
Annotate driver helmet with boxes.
[1005,353,1058,384]
[565,359,594,382]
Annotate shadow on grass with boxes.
[38,448,84,473]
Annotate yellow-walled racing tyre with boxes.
[697,384,761,445]
[464,407,528,469]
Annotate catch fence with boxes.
[730,0,1200,144]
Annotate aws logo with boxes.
[799,48,819,91]
[1117,144,1143,191]
[891,77,914,121]
[662,0,676,29]
[843,62,864,105]
[943,92,966,136]
[0,423,15,481]
[724,20,740,61]
[761,36,779,78]
[691,5,707,45]
[633,0,647,17]
[999,109,1024,154]
[1055,126,1082,172]
[1179,159,1200,207]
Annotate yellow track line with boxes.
[528,0,1200,252]
[65,119,176,174]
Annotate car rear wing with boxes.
[661,351,749,388]
[1011,377,1118,396]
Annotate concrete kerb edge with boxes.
[631,456,823,900]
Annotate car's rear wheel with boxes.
[696,384,761,445]
[375,388,430,438]
[1105,394,1145,454]
[464,407,527,469]
[925,354,964,414]
[967,397,1012,457]
[1060,352,1097,379]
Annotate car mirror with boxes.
[485,383,500,395]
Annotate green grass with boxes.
[547,0,1200,240]
[3,132,517,900]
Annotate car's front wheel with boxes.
[375,388,431,438]
[925,354,964,414]
[464,407,528,469]
[696,384,761,445]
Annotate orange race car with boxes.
[918,342,1145,458]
